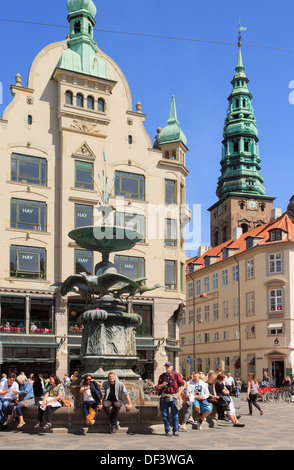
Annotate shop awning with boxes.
[244,354,255,362]
[231,356,240,363]
[165,345,182,352]
[245,325,254,332]
[268,323,283,329]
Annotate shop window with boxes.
[114,212,145,242]
[114,255,145,280]
[10,245,46,280]
[11,198,47,232]
[75,204,93,228]
[74,249,93,275]
[133,304,153,336]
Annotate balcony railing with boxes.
[0,320,54,335]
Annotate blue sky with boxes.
[1,0,294,256]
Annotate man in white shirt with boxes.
[188,371,212,429]
[224,373,235,395]
[0,373,19,425]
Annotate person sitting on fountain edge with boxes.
[99,372,132,434]
[157,361,184,437]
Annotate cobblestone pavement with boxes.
[0,396,293,451]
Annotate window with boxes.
[74,20,81,33]
[232,265,239,283]
[204,276,209,292]
[213,273,218,290]
[196,279,201,295]
[11,198,47,232]
[189,310,193,326]
[269,229,283,242]
[165,179,176,205]
[196,307,201,323]
[114,255,145,280]
[115,171,145,200]
[75,204,93,228]
[181,337,186,345]
[74,249,93,275]
[128,135,133,145]
[213,303,219,321]
[246,237,254,249]
[268,253,282,273]
[247,259,254,279]
[214,332,219,341]
[223,300,229,320]
[247,293,255,316]
[165,219,177,246]
[75,160,93,190]
[233,298,239,318]
[87,96,94,110]
[222,248,228,259]
[188,282,194,297]
[76,93,84,107]
[234,328,240,340]
[222,269,228,286]
[269,289,283,312]
[204,305,209,323]
[133,304,153,336]
[204,333,210,343]
[11,153,47,186]
[28,115,33,125]
[10,245,46,279]
[247,325,255,338]
[181,313,186,327]
[98,98,105,112]
[223,331,229,341]
[165,260,177,290]
[196,334,201,344]
[268,323,283,336]
[115,212,145,242]
[233,141,239,153]
[65,91,73,105]
[244,140,249,152]
[204,256,210,266]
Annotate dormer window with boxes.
[222,248,228,259]
[269,229,283,242]
[204,257,210,266]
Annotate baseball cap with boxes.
[164,362,173,367]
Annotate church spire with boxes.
[216,24,265,200]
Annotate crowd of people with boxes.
[1,365,290,435]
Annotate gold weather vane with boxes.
[238,18,247,46]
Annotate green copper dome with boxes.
[159,95,187,147]
[67,0,97,18]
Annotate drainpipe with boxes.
[188,273,196,374]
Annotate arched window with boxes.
[88,25,92,35]
[87,96,94,110]
[65,91,73,105]
[98,98,105,112]
[241,223,249,234]
[128,135,133,145]
[77,93,84,107]
[28,115,33,125]
[74,21,81,34]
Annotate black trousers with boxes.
[37,405,56,424]
[247,393,261,414]
[103,400,122,426]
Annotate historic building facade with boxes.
[0,0,189,381]
[181,201,294,386]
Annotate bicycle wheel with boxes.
[281,390,291,402]
[265,391,275,403]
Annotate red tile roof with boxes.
[186,211,294,273]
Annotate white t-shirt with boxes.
[83,386,94,401]
[0,380,19,399]
[225,376,234,386]
[188,379,210,400]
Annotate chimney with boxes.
[198,245,211,257]
[233,227,243,241]
[270,208,282,222]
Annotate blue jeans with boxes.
[160,397,179,433]
[0,398,12,423]
[236,387,241,397]
[82,401,99,421]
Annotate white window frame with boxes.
[268,253,282,274]
[247,292,255,316]
[269,289,283,312]
[223,300,229,320]
[247,259,254,279]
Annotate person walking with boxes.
[80,375,102,425]
[235,377,242,398]
[247,373,263,416]
[5,375,35,428]
[34,375,65,430]
[100,372,132,434]
[157,362,184,437]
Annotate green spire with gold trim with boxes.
[216,24,266,199]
